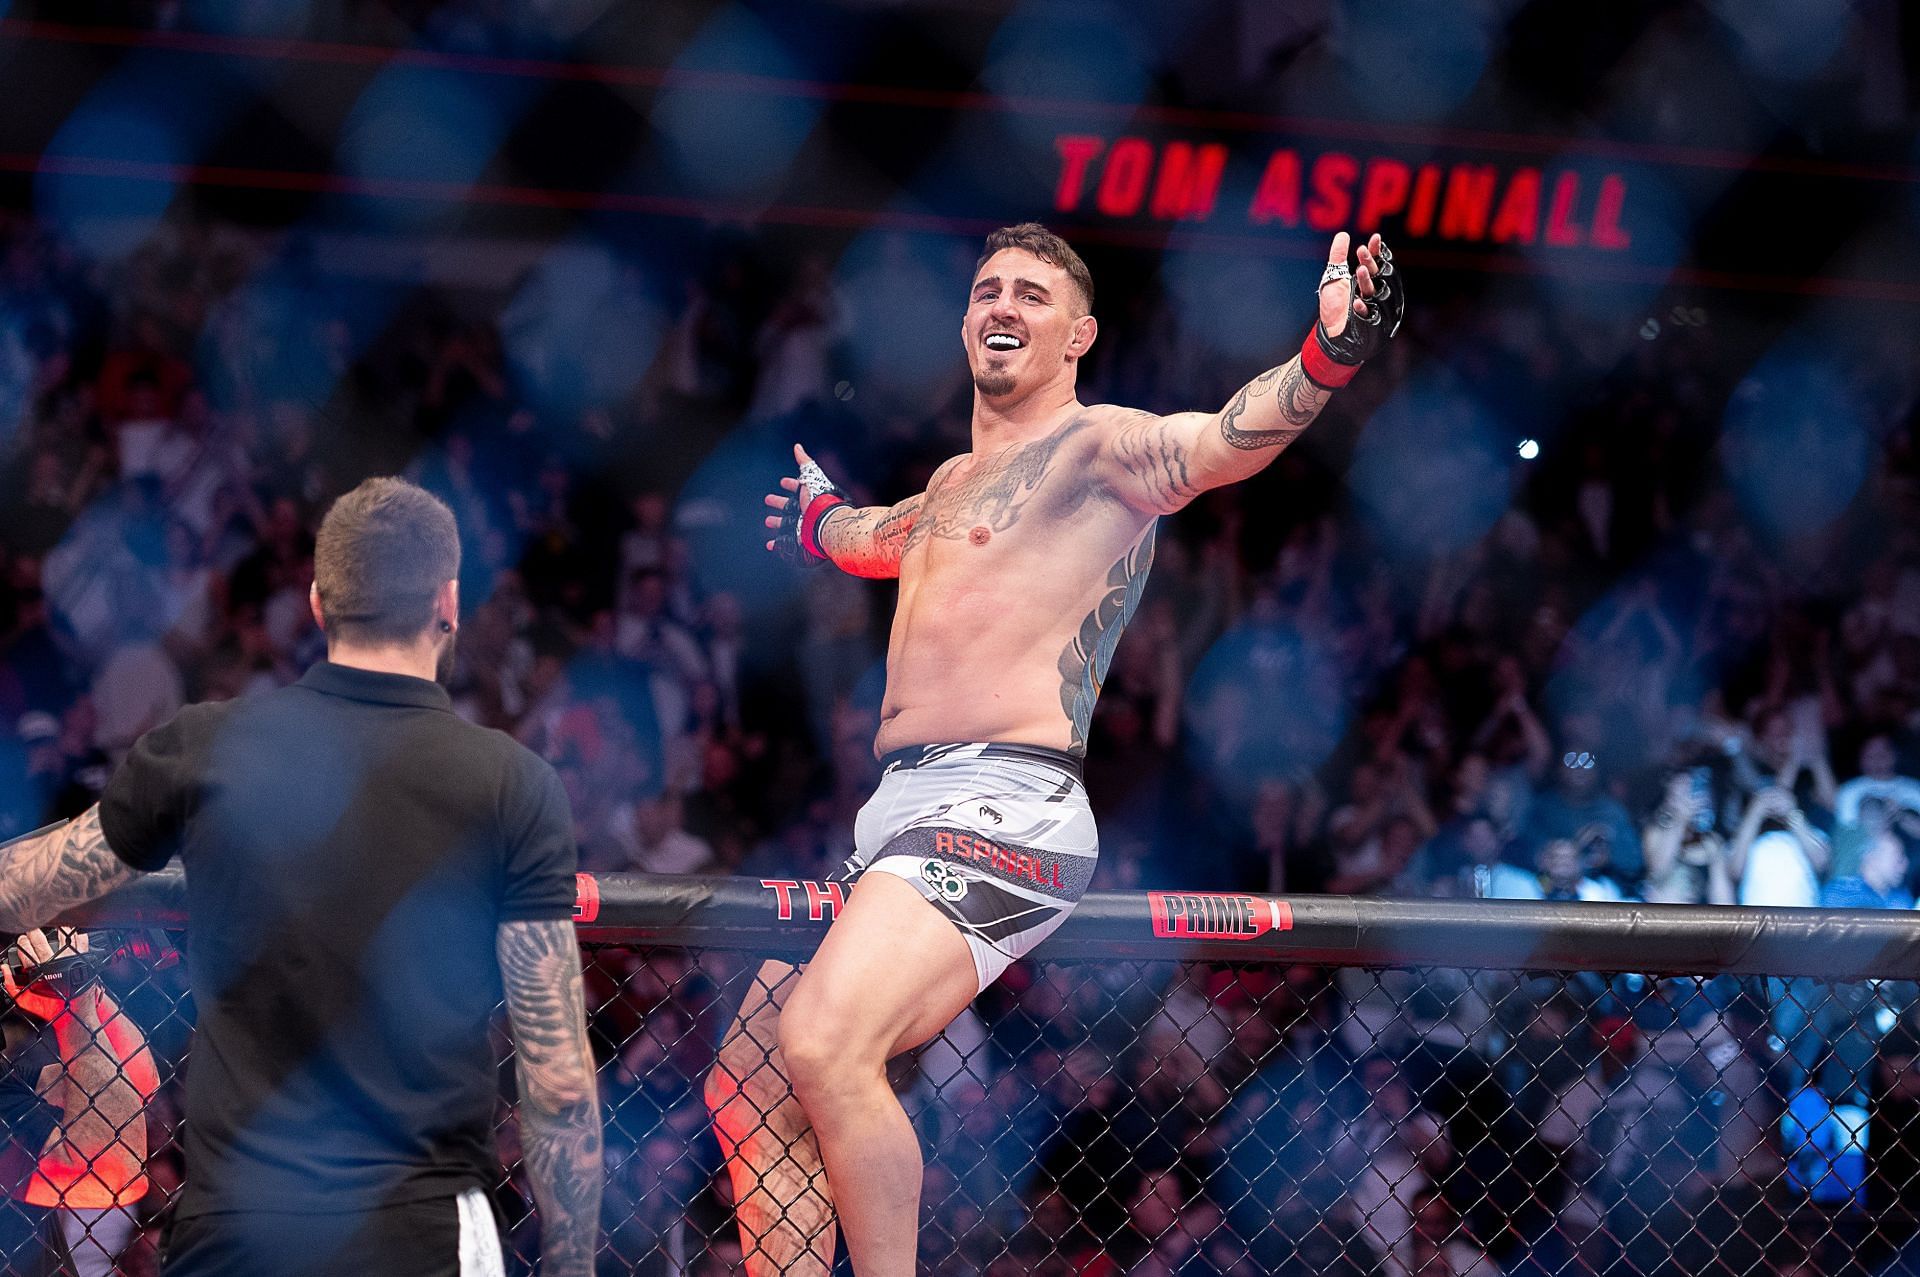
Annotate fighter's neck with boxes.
[969,384,1084,450]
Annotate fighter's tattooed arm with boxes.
[1099,354,1333,515]
[0,808,139,935]
[1217,359,1328,450]
[498,918,604,1277]
[40,987,156,1202]
[815,492,925,579]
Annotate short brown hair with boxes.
[314,477,460,644]
[975,223,1094,315]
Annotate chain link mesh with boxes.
[9,936,1920,1275]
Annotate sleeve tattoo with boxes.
[498,918,603,1277]
[1105,356,1333,513]
[817,493,922,579]
[0,808,138,935]
[1108,412,1201,512]
[1219,360,1327,451]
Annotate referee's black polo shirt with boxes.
[97,661,577,1220]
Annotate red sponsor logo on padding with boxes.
[761,879,847,922]
[573,872,601,924]
[1148,892,1292,940]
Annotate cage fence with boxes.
[11,875,1920,1277]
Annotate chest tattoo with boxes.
[907,416,1095,547]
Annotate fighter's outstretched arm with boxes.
[811,493,924,579]
[764,444,936,580]
[1101,231,1402,516]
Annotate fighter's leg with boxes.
[777,873,981,1277]
[702,959,836,1277]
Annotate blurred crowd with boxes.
[3,208,1916,916]
[2,193,1919,1276]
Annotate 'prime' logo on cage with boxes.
[1148,892,1293,940]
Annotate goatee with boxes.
[973,370,1016,397]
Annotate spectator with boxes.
[1453,813,1541,901]
[1523,750,1643,886]
[1836,732,1920,828]
[1730,786,1831,908]
[1822,822,1913,912]
[609,792,716,876]
[1534,838,1625,903]
[1639,767,1736,906]
[1744,706,1840,819]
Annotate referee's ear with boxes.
[434,578,459,635]
[309,583,326,634]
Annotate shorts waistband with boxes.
[879,742,1085,782]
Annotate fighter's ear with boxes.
[1067,313,1098,359]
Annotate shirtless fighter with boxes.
[703,224,1403,1276]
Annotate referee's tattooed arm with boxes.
[0,808,138,935]
[498,918,604,1277]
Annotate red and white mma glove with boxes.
[1299,241,1405,391]
[774,455,849,568]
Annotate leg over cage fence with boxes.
[26,872,1920,1275]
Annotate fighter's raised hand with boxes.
[764,442,848,566]
[1311,231,1404,374]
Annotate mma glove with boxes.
[1300,243,1405,391]
[774,456,850,568]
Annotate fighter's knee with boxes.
[776,1006,850,1101]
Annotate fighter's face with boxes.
[963,249,1092,400]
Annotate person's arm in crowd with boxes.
[1510,697,1554,781]
[1703,841,1737,906]
[1781,804,1831,877]
[5,931,157,1208]
[1725,791,1774,885]
[0,809,140,936]
[1798,732,1840,815]
[1393,769,1440,840]
[1098,232,1401,515]
[1472,690,1553,780]
[497,919,603,1277]
[1643,597,1683,669]
[1642,789,1686,887]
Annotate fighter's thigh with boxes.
[783,873,978,1063]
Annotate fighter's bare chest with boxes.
[904,420,1105,553]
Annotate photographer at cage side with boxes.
[1,928,159,1277]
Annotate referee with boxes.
[0,478,603,1277]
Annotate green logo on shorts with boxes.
[922,859,969,902]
